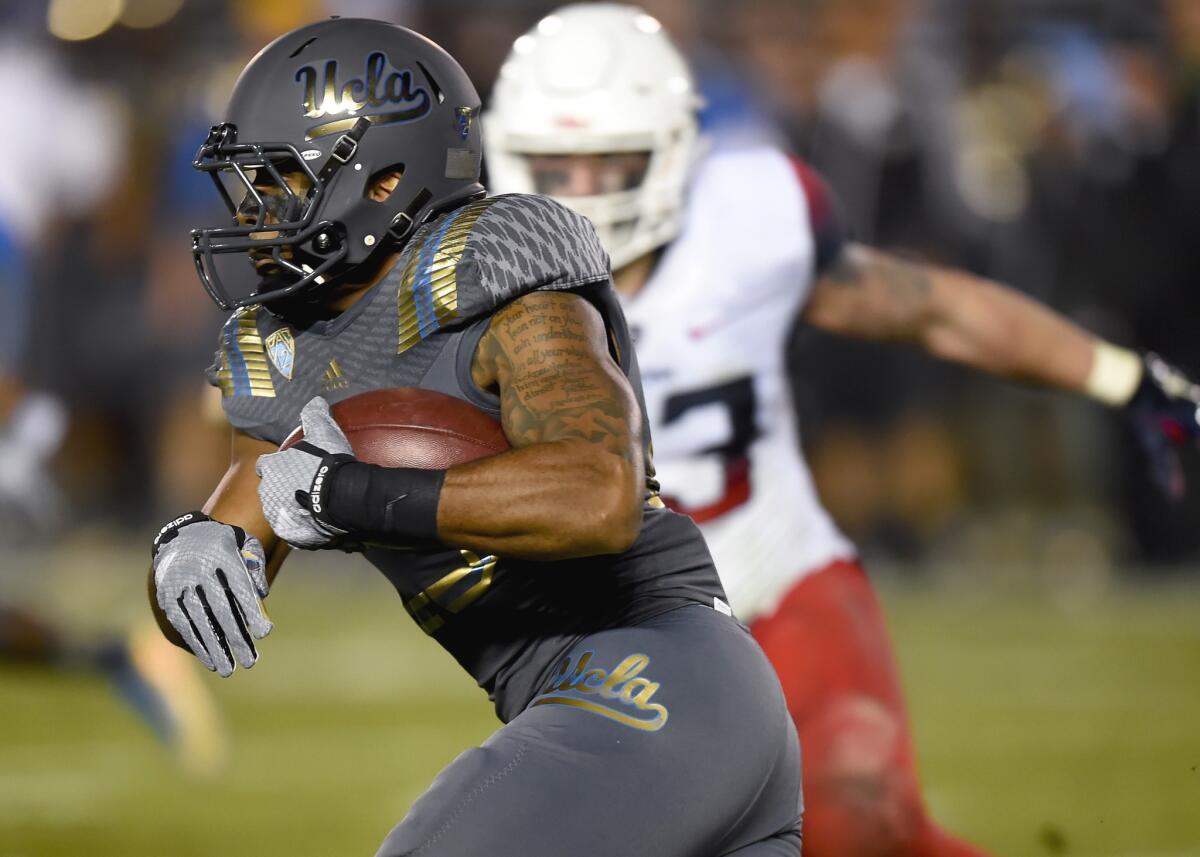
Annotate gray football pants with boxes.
[376,604,802,857]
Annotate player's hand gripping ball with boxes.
[260,390,510,550]
[1127,352,1200,499]
[151,513,272,677]
[256,397,354,549]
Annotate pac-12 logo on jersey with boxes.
[265,328,295,379]
[296,52,431,140]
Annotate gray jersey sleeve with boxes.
[410,193,612,331]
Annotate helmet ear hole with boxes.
[366,165,405,202]
[415,61,445,104]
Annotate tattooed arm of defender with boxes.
[435,290,645,560]
[801,243,1097,393]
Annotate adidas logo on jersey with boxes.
[321,358,349,391]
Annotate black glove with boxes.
[1125,353,1200,500]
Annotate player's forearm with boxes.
[920,270,1097,392]
[202,456,288,584]
[435,439,643,559]
[324,439,645,559]
[319,431,645,559]
[808,246,1142,404]
[921,269,1146,404]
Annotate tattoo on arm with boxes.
[808,244,940,339]
[868,252,934,310]
[823,248,865,286]
[474,292,637,463]
[828,245,933,305]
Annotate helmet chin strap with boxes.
[321,181,482,297]
[316,117,372,183]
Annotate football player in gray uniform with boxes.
[147,18,802,857]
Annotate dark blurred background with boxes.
[3,0,1198,578]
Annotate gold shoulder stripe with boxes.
[216,306,276,398]
[398,198,496,354]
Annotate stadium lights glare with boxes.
[120,0,185,30]
[48,0,185,41]
[48,0,123,42]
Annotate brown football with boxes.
[281,388,509,468]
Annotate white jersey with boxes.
[622,143,856,623]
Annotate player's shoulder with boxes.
[205,302,309,443]
[207,304,289,399]
[471,192,601,244]
[463,193,610,289]
[674,143,814,268]
[401,193,611,329]
[692,142,797,200]
[683,144,810,240]
[686,141,841,273]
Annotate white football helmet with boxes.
[484,3,702,271]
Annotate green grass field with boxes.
[2,546,1198,856]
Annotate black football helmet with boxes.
[192,17,485,310]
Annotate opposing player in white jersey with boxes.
[485,6,1200,856]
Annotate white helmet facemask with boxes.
[484,3,702,271]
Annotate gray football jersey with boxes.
[205,193,724,721]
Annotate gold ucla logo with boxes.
[296,51,431,140]
[531,651,668,732]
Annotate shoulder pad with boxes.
[206,306,278,398]
[395,194,610,353]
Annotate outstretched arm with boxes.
[801,243,1200,496]
[801,243,1137,403]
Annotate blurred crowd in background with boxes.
[0,0,1197,575]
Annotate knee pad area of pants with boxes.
[800,696,928,857]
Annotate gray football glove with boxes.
[151,513,272,677]
[256,397,353,549]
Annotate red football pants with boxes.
[749,560,989,857]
